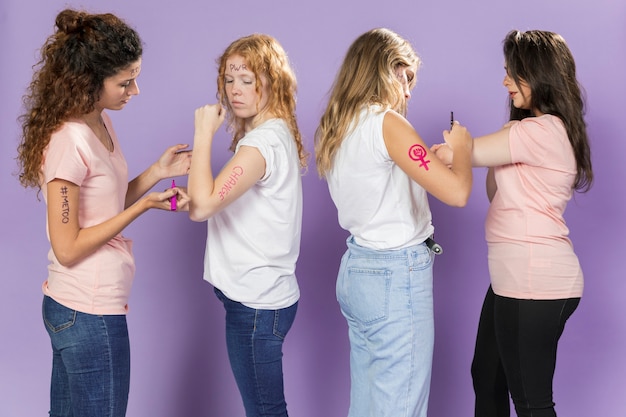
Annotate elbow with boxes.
[452,189,472,207]
[451,198,469,208]
[53,249,79,268]
[447,196,468,208]
[440,186,472,208]
[449,175,473,207]
[455,188,473,207]
[188,208,206,222]
[189,212,206,222]
[188,203,212,222]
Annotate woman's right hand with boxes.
[442,122,473,153]
[194,104,226,141]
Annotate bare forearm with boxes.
[125,164,161,208]
[52,198,149,266]
[448,145,474,205]
[187,139,215,221]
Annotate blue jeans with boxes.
[337,236,435,417]
[215,288,297,417]
[42,296,130,417]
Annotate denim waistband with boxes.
[345,235,429,260]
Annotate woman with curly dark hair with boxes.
[16,9,191,416]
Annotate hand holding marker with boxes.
[424,111,454,256]
[170,180,177,211]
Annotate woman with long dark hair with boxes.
[436,29,592,417]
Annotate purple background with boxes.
[1,0,624,415]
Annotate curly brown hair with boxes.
[216,34,308,169]
[16,9,142,192]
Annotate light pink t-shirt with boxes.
[485,115,583,300]
[41,112,135,315]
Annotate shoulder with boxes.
[508,115,569,164]
[48,120,91,150]
[383,108,410,128]
[382,109,416,143]
[512,114,565,137]
[240,119,291,148]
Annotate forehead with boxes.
[114,58,142,79]
[225,54,253,74]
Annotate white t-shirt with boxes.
[203,118,302,309]
[327,105,434,250]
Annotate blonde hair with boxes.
[216,34,308,168]
[314,28,420,177]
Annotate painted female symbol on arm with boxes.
[408,144,430,170]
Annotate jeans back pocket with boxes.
[342,267,391,325]
[43,296,77,333]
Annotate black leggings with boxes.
[471,286,579,417]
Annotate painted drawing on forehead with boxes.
[408,144,430,171]
[229,63,248,72]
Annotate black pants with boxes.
[471,286,579,417]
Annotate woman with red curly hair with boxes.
[16,9,191,416]
[188,34,307,417]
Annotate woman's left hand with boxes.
[156,144,192,178]
[146,186,191,212]
[170,186,190,212]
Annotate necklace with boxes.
[85,114,114,152]
[100,118,113,152]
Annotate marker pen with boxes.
[170,179,177,211]
[450,111,454,129]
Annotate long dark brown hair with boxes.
[504,30,593,192]
[17,9,142,192]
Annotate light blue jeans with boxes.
[337,236,435,417]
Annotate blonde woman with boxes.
[315,28,473,417]
[188,34,306,417]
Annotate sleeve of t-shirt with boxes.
[508,118,554,167]
[236,124,279,182]
[42,125,90,187]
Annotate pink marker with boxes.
[170,180,177,211]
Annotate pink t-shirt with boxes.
[41,112,135,315]
[485,115,583,300]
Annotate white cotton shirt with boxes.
[327,105,434,250]
[203,118,302,309]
